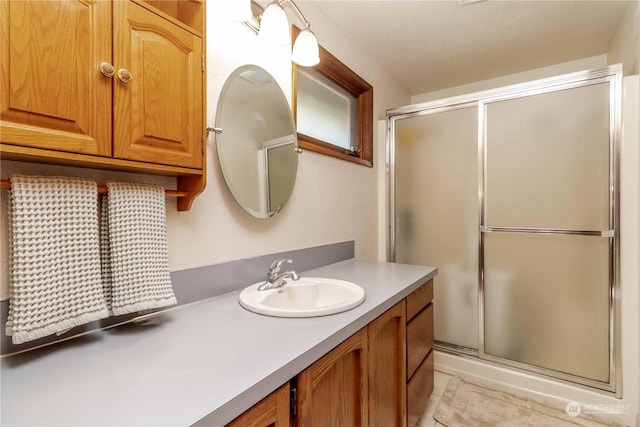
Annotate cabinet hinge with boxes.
[289,379,298,420]
[201,55,205,72]
[202,135,205,154]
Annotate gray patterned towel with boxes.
[101,181,176,316]
[6,175,109,344]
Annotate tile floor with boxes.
[416,370,454,427]
[417,371,631,427]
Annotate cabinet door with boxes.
[368,301,407,427]
[297,329,369,427]
[113,1,203,169]
[226,383,290,427]
[0,0,112,156]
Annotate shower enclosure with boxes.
[388,65,622,393]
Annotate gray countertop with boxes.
[0,259,437,427]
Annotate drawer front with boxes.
[406,279,433,321]
[407,350,434,427]
[407,303,434,380]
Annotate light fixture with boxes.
[258,2,291,47]
[291,27,320,67]
[250,0,320,67]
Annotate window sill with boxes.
[298,135,373,168]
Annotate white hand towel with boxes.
[101,181,176,316]
[6,175,109,345]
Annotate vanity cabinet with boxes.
[225,383,291,427]
[0,0,205,210]
[406,279,435,427]
[225,282,434,427]
[297,329,369,426]
[224,329,370,427]
[368,300,407,427]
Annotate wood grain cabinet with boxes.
[0,0,205,210]
[113,0,203,169]
[406,279,435,427]
[225,282,435,427]
[297,329,369,427]
[368,300,407,427]
[226,383,291,427]
[226,328,371,427]
[0,0,113,156]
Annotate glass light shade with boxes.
[227,0,252,21]
[258,3,290,46]
[291,29,320,66]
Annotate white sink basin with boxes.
[238,277,365,317]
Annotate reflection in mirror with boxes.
[216,65,298,218]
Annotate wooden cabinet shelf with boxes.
[0,0,206,211]
[142,0,204,35]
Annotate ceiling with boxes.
[309,0,632,95]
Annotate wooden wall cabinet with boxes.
[225,282,434,427]
[0,0,113,156]
[0,0,206,210]
[113,0,203,169]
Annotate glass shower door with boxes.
[394,106,479,349]
[389,65,621,392]
[481,82,613,383]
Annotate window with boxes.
[292,27,373,167]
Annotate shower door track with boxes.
[387,64,623,396]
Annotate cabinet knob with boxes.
[117,69,133,84]
[99,62,115,78]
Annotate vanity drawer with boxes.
[407,350,434,427]
[406,279,433,321]
[407,303,434,380]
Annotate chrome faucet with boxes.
[257,258,300,291]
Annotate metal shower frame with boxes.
[386,64,623,396]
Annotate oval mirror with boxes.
[216,65,298,218]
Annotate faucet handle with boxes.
[269,258,292,275]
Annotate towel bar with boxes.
[0,179,188,198]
